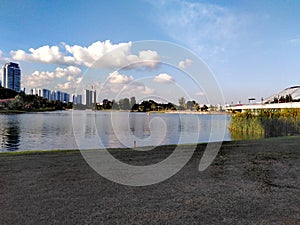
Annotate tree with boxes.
[131,103,139,111]
[286,94,293,103]
[139,100,151,112]
[186,100,195,110]
[103,99,112,109]
[279,96,285,103]
[8,95,24,110]
[194,102,200,111]
[130,97,136,108]
[111,100,119,110]
[200,104,208,111]
[119,98,130,110]
[178,97,186,110]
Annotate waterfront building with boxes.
[62,92,70,103]
[82,89,96,105]
[42,89,51,100]
[32,88,42,96]
[50,90,56,101]
[2,62,21,92]
[71,94,82,104]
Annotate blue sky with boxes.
[1,0,300,104]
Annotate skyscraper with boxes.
[2,62,21,92]
[82,89,96,105]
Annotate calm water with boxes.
[0,111,231,152]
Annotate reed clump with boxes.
[229,109,300,139]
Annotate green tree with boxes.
[178,97,186,110]
[186,100,195,110]
[8,95,24,110]
[119,98,130,110]
[130,96,136,108]
[286,94,293,102]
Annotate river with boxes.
[0,111,232,151]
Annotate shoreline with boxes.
[0,135,298,155]
[0,137,272,154]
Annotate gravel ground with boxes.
[0,137,299,225]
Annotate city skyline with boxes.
[0,1,300,104]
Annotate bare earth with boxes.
[0,137,299,225]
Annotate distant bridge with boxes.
[225,102,300,112]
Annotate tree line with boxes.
[1,87,209,112]
[0,87,72,111]
[92,96,209,112]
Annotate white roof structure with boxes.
[263,86,300,103]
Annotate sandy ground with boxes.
[0,137,299,225]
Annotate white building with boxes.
[71,94,82,104]
[82,89,96,105]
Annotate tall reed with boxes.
[229,109,300,140]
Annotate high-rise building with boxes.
[2,62,21,92]
[71,94,82,104]
[82,89,96,105]
[42,89,51,100]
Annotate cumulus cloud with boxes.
[11,40,160,69]
[0,49,12,62]
[66,41,160,69]
[178,58,193,69]
[153,73,175,84]
[93,76,155,99]
[108,71,134,84]
[11,45,76,65]
[22,66,82,90]
[124,82,155,95]
[56,82,72,90]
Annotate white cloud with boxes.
[22,66,82,90]
[11,45,76,65]
[0,49,12,62]
[108,71,134,84]
[11,40,160,69]
[178,58,193,69]
[195,91,206,96]
[75,77,83,84]
[56,82,72,90]
[66,41,160,69]
[125,82,155,95]
[93,77,155,99]
[153,73,175,83]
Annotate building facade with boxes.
[2,62,21,92]
[82,89,96,105]
[71,94,82,104]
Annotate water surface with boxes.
[0,111,231,151]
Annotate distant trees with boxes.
[0,87,209,113]
[178,97,186,110]
[119,98,130,110]
[186,100,195,110]
[0,87,18,99]
[130,97,136,108]
[0,87,73,111]
[272,94,293,103]
[8,95,24,110]
[286,94,293,102]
